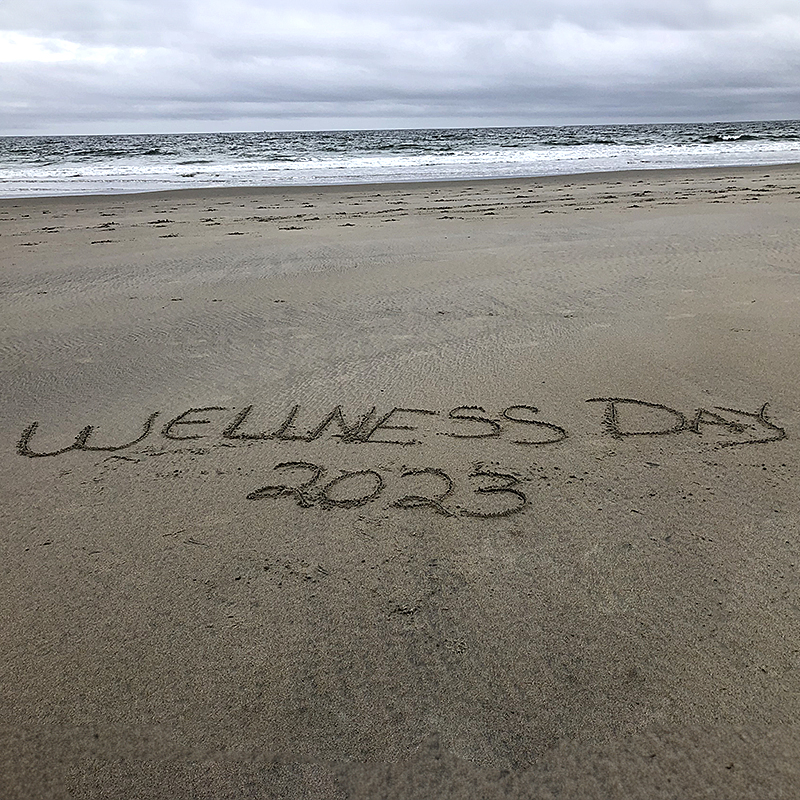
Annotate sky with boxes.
[1,0,799,135]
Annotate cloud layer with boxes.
[2,0,799,134]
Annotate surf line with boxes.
[16,403,568,458]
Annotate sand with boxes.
[2,164,800,798]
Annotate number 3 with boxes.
[462,469,527,518]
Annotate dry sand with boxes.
[2,165,800,797]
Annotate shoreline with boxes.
[4,162,799,281]
[3,159,800,203]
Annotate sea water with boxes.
[1,120,799,198]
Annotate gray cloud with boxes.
[1,1,799,134]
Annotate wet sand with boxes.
[2,165,800,797]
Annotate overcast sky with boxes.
[1,0,799,135]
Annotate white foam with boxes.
[1,127,799,197]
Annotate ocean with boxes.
[1,120,799,198]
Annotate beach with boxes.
[2,164,800,796]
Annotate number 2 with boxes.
[393,468,455,516]
[246,462,323,507]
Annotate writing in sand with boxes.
[17,396,787,458]
[14,397,787,518]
